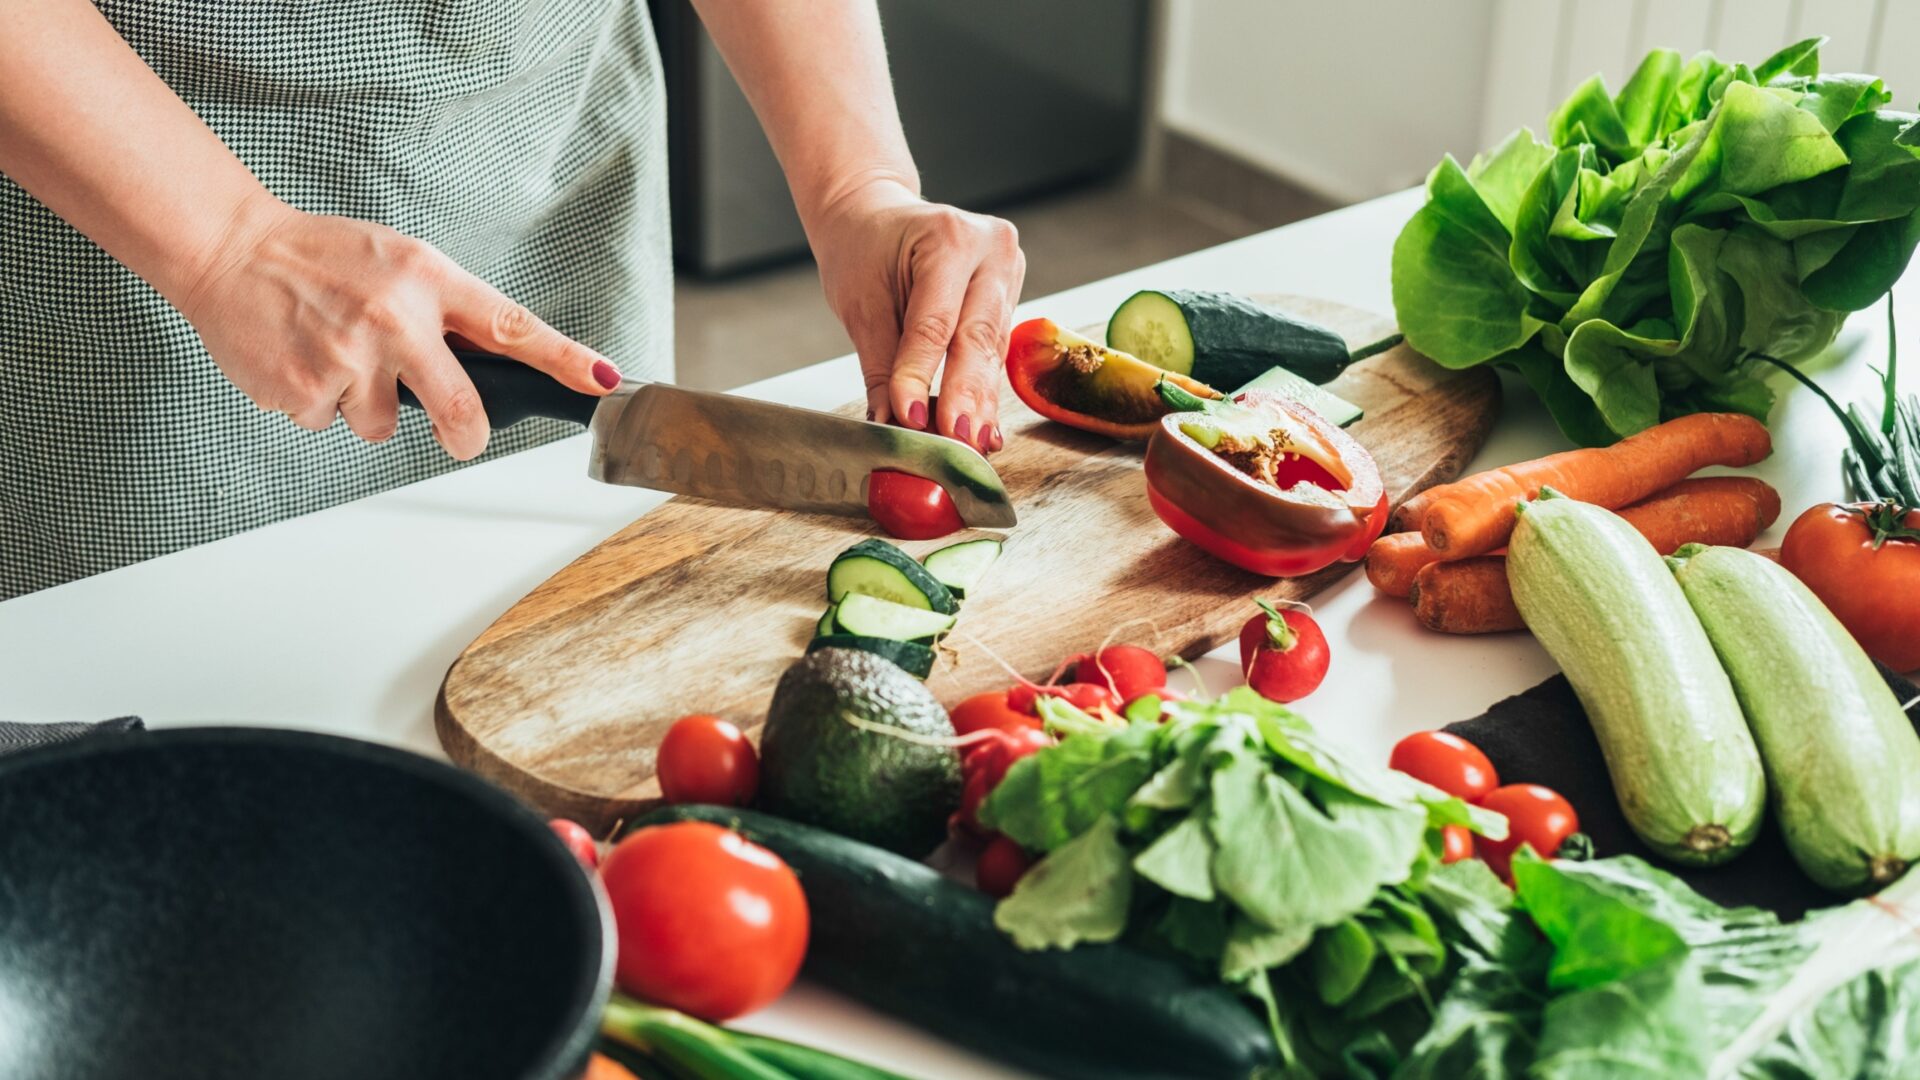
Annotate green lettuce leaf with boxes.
[992,814,1133,949]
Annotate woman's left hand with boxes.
[808,178,1024,454]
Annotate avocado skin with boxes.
[759,648,962,857]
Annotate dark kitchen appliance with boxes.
[0,728,610,1080]
[652,0,1151,275]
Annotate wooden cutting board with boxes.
[437,296,1501,830]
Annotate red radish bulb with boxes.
[950,689,1042,735]
[548,818,599,868]
[976,834,1033,897]
[1237,599,1329,702]
[953,727,1053,838]
[1070,645,1168,703]
[1006,681,1123,717]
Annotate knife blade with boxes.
[400,351,1018,528]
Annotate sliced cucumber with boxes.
[921,538,1002,599]
[816,604,838,639]
[1235,366,1364,427]
[1108,289,1356,388]
[834,592,956,642]
[806,634,937,679]
[828,539,957,614]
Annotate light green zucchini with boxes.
[1506,493,1764,865]
[1668,543,1920,893]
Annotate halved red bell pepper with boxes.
[1006,317,1221,440]
[1143,388,1387,577]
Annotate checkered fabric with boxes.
[0,0,672,599]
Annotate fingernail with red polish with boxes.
[908,400,928,429]
[954,414,972,445]
[988,424,1004,452]
[592,360,622,390]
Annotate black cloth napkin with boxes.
[1445,664,1919,920]
[0,717,144,756]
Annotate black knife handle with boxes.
[396,350,601,428]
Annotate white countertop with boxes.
[2,187,1912,1078]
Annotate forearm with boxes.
[0,0,283,308]
[687,0,919,234]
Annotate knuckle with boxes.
[489,301,540,345]
[904,311,957,354]
[436,384,485,430]
[957,318,1002,358]
[988,217,1019,251]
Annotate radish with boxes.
[1238,599,1328,703]
[1068,645,1168,704]
[1006,681,1123,717]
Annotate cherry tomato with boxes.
[1388,731,1500,804]
[1069,645,1168,704]
[1237,600,1328,703]
[658,714,759,807]
[600,822,808,1020]
[950,689,1042,736]
[1477,784,1579,882]
[547,818,599,869]
[976,834,1033,898]
[1440,824,1473,864]
[1006,681,1123,717]
[953,727,1053,838]
[866,469,964,541]
[1780,502,1920,670]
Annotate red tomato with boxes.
[866,469,964,541]
[976,834,1033,897]
[950,689,1042,736]
[1237,600,1329,703]
[1006,681,1123,717]
[1780,502,1920,670]
[1069,645,1168,704]
[600,822,808,1020]
[953,727,1053,838]
[548,818,599,869]
[658,714,759,807]
[1477,784,1579,882]
[1440,824,1473,864]
[1388,731,1500,804]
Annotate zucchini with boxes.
[1108,289,1393,388]
[1506,493,1764,865]
[806,634,937,678]
[815,604,838,639]
[921,537,1001,599]
[832,592,955,642]
[828,539,957,614]
[1668,543,1920,893]
[1233,366,1364,427]
[630,804,1280,1080]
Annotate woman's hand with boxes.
[809,178,1024,453]
[176,199,623,460]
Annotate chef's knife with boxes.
[398,351,1018,528]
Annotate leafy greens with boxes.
[1392,37,1920,445]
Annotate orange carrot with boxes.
[1411,557,1519,633]
[1390,489,1442,534]
[586,1055,642,1080]
[1366,531,1444,599]
[1409,476,1781,633]
[1419,412,1771,557]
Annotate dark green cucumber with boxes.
[815,604,838,639]
[1109,289,1398,387]
[920,537,1001,599]
[828,539,957,614]
[806,634,936,678]
[631,805,1280,1080]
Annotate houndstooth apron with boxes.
[0,0,672,599]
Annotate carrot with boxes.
[1390,489,1442,534]
[1418,412,1772,557]
[1366,531,1443,598]
[585,1054,642,1080]
[1409,476,1781,634]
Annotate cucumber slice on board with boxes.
[921,538,1002,599]
[815,604,838,639]
[827,539,958,614]
[805,634,937,678]
[834,593,957,642]
[1108,289,1355,388]
[1234,366,1364,426]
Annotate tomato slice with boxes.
[867,469,965,540]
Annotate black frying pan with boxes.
[0,728,611,1080]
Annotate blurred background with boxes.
[657,0,1916,391]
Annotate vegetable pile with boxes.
[1392,37,1920,445]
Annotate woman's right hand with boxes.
[175,198,623,460]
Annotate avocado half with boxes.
[758,648,962,857]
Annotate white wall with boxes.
[1159,0,1916,203]
[1157,0,1500,201]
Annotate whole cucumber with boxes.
[1669,543,1920,893]
[629,804,1280,1080]
[1506,494,1765,864]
